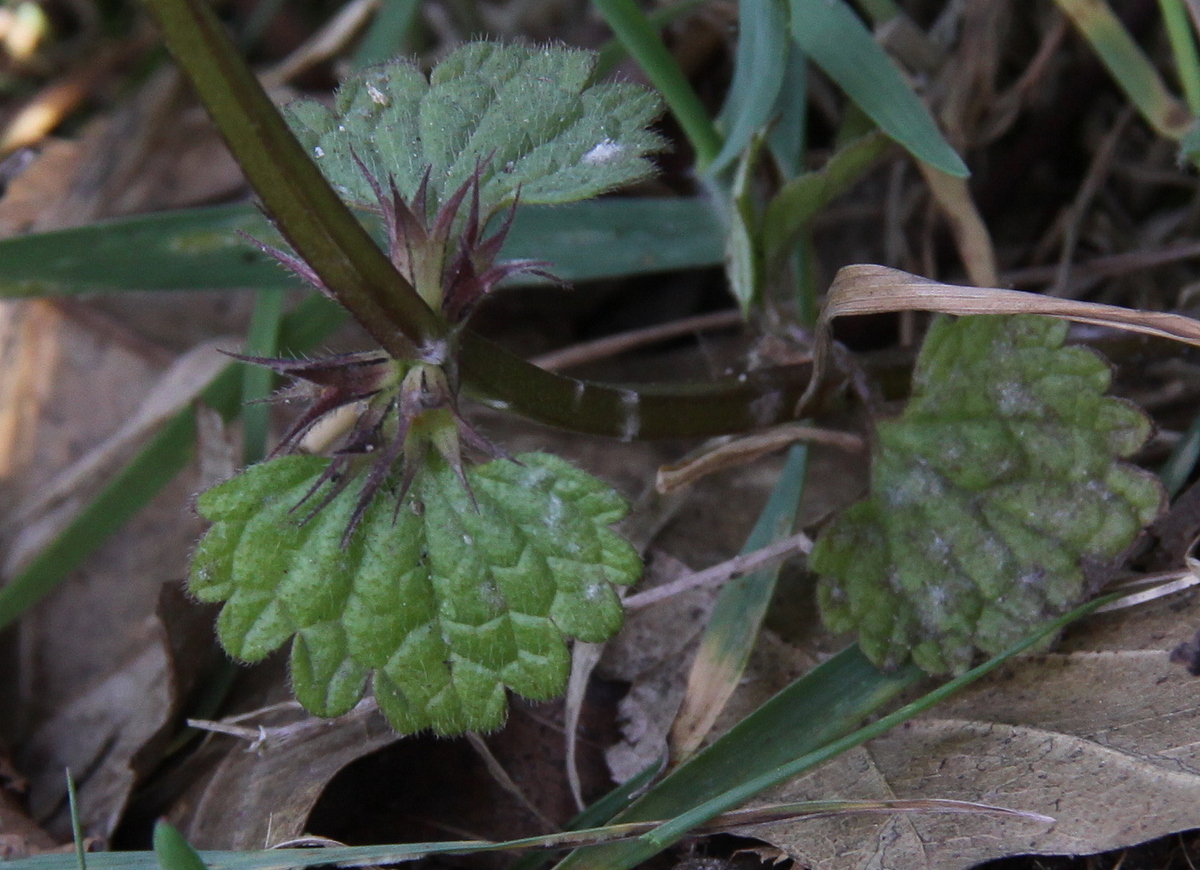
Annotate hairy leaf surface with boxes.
[189,452,640,734]
[810,315,1163,674]
[284,42,664,217]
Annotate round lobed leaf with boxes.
[189,452,641,734]
[810,315,1164,675]
[284,42,665,219]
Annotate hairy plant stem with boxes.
[143,0,813,438]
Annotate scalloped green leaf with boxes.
[284,42,665,217]
[189,452,641,734]
[810,315,1164,675]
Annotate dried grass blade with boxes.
[824,265,1200,346]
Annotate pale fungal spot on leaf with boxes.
[811,314,1163,674]
[582,138,623,165]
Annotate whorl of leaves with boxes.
[284,42,665,219]
[810,315,1163,675]
[189,453,641,734]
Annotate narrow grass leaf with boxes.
[1055,0,1192,139]
[916,166,997,286]
[0,205,286,297]
[708,0,789,175]
[766,40,807,179]
[508,759,663,870]
[561,594,1119,870]
[0,796,1045,870]
[67,772,85,870]
[595,0,708,78]
[788,0,967,177]
[1159,0,1200,114]
[0,410,198,630]
[551,645,923,870]
[593,0,723,167]
[0,199,725,298]
[349,0,420,70]
[503,199,725,282]
[0,296,346,631]
[240,288,285,465]
[153,822,211,870]
[669,444,808,761]
[762,131,889,265]
[1159,408,1200,497]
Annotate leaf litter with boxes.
[9,3,1200,870]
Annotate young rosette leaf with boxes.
[810,315,1163,675]
[284,41,664,218]
[189,452,640,734]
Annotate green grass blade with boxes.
[708,0,789,175]
[788,0,967,177]
[767,40,808,179]
[557,590,1121,870]
[1160,0,1200,114]
[240,288,285,464]
[142,0,444,361]
[508,760,663,870]
[504,199,725,281]
[153,822,211,870]
[1055,0,1192,139]
[0,410,199,631]
[0,296,347,631]
[0,205,287,297]
[1160,406,1200,497]
[763,131,889,264]
[592,0,723,167]
[552,645,923,870]
[350,0,421,70]
[594,0,708,78]
[0,199,725,298]
[67,772,86,870]
[670,445,808,761]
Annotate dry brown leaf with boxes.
[15,582,218,845]
[824,265,1200,344]
[598,551,717,783]
[731,591,1200,870]
[172,703,401,849]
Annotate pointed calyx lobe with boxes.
[810,315,1163,675]
[231,41,667,531]
[283,40,664,320]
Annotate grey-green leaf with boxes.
[189,452,641,734]
[285,42,666,218]
[810,315,1163,674]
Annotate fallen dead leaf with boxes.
[732,589,1200,870]
[16,582,214,844]
[171,699,400,849]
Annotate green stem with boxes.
[143,0,816,438]
[592,0,723,168]
[140,0,446,361]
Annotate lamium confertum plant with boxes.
[810,314,1165,675]
[188,42,665,735]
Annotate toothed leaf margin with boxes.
[285,41,665,218]
[189,452,641,734]
[810,315,1164,675]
